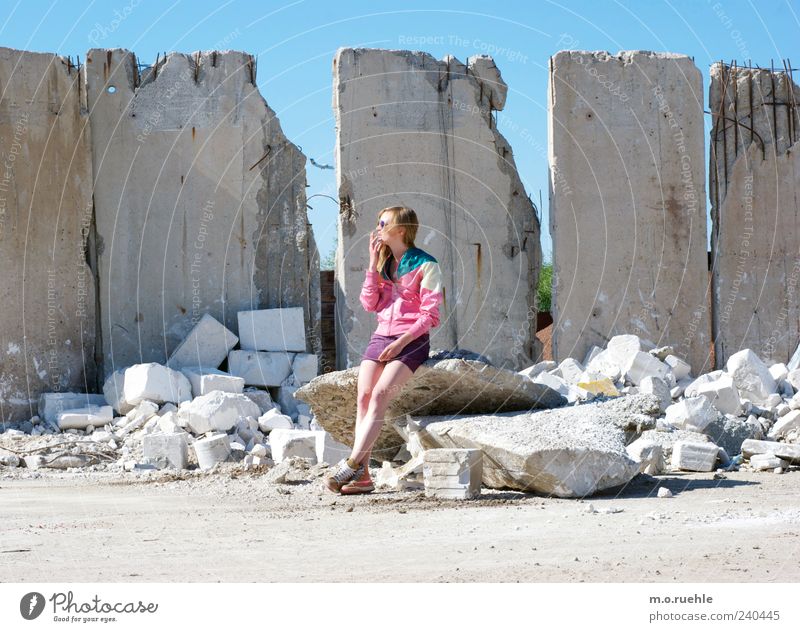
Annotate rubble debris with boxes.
[180,367,245,397]
[57,406,114,431]
[166,314,239,370]
[123,363,192,407]
[228,350,293,387]
[38,393,107,427]
[143,432,189,470]
[671,440,720,472]
[193,433,232,470]
[408,394,658,498]
[422,449,482,500]
[177,391,261,435]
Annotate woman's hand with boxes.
[368,230,382,270]
[378,338,407,362]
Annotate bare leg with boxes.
[354,360,385,472]
[350,360,415,464]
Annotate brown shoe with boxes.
[323,459,364,493]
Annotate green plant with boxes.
[537,261,552,312]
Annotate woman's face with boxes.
[377,213,403,245]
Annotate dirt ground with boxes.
[1,465,798,583]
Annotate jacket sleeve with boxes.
[405,261,444,340]
[359,270,383,312]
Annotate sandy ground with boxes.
[1,464,799,582]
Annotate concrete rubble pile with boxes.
[0,310,349,475]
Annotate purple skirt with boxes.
[361,331,430,372]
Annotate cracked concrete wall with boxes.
[0,47,96,423]
[710,63,800,366]
[548,50,710,374]
[86,49,320,377]
[332,48,541,371]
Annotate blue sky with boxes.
[3,0,798,263]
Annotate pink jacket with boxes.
[359,246,444,339]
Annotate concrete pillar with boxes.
[709,63,800,367]
[0,48,96,423]
[332,48,541,370]
[85,49,320,377]
[548,51,710,374]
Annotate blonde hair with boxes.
[376,206,419,277]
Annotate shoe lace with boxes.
[331,460,362,483]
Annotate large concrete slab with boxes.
[548,51,710,375]
[709,63,800,367]
[85,49,320,377]
[0,47,96,423]
[332,48,542,370]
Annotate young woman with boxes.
[324,206,444,494]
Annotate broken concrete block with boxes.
[57,406,114,430]
[242,388,275,414]
[607,335,651,370]
[177,391,261,435]
[268,429,317,463]
[657,487,673,498]
[38,393,108,426]
[296,357,565,459]
[725,349,777,406]
[237,307,306,352]
[750,453,790,471]
[228,350,292,387]
[166,314,238,371]
[639,376,671,413]
[423,449,482,499]
[623,351,671,386]
[291,353,318,384]
[257,408,294,433]
[702,415,758,456]
[664,355,691,380]
[157,411,181,435]
[143,432,189,469]
[193,433,231,470]
[694,374,742,416]
[86,49,320,374]
[684,371,725,398]
[333,49,540,370]
[179,367,245,397]
[638,428,711,461]
[769,363,789,383]
[665,396,721,433]
[519,361,556,380]
[533,371,570,398]
[123,363,192,406]
[102,370,134,416]
[0,47,97,425]
[586,349,623,381]
[555,358,585,385]
[741,439,800,463]
[411,395,657,497]
[671,440,719,472]
[767,409,800,440]
[625,438,664,475]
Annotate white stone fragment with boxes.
[123,363,192,406]
[665,396,720,433]
[237,307,306,352]
[623,351,671,386]
[684,371,725,398]
[657,487,673,498]
[583,346,603,366]
[38,393,108,426]
[664,354,692,380]
[519,361,556,380]
[291,353,318,384]
[725,349,778,406]
[268,428,350,465]
[749,453,789,471]
[166,313,238,370]
[625,438,664,475]
[786,369,800,392]
[180,366,245,397]
[143,432,188,469]
[767,409,800,440]
[423,449,483,500]
[257,408,294,433]
[607,334,652,369]
[586,348,622,381]
[769,363,789,383]
[57,406,114,430]
[557,358,584,385]
[639,376,671,413]
[694,374,742,416]
[193,433,231,470]
[671,440,719,472]
[228,350,292,387]
[102,370,134,415]
[177,391,261,435]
